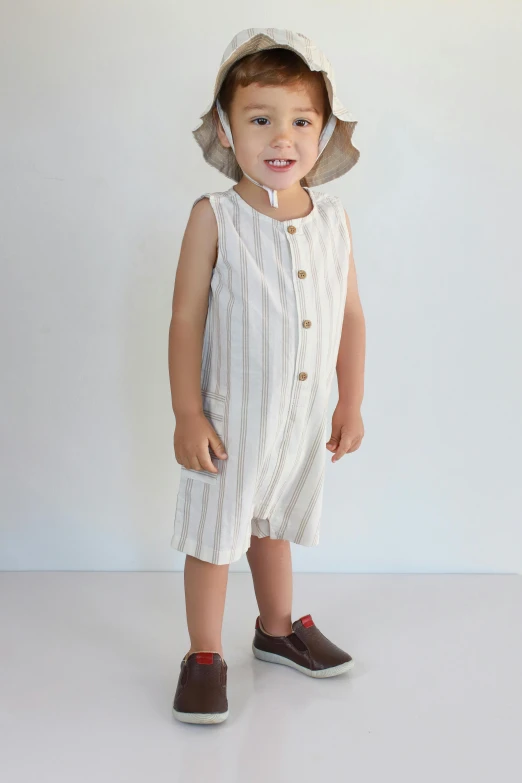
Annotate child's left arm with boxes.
[326,210,366,463]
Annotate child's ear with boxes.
[213,106,232,149]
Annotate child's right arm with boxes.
[168,198,227,473]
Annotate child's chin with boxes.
[251,167,304,188]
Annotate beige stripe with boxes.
[296,440,328,544]
[254,223,289,495]
[281,408,328,540]
[252,212,268,480]
[211,264,225,396]
[179,477,193,550]
[212,195,234,563]
[194,483,211,559]
[230,197,250,561]
[325,197,349,388]
[318,200,343,369]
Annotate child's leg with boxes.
[183,555,229,658]
[246,536,293,636]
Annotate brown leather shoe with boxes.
[252,614,354,678]
[172,651,229,724]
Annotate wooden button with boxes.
[287,225,297,234]
[298,372,308,381]
[302,320,312,328]
[297,270,307,279]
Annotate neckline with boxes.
[229,185,317,226]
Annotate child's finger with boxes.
[186,454,206,471]
[332,435,351,462]
[208,432,228,460]
[189,447,218,474]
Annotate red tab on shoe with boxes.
[255,617,260,630]
[196,652,214,665]
[301,614,314,628]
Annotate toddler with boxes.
[168,28,366,724]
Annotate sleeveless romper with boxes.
[170,185,351,564]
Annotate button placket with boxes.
[286,222,310,383]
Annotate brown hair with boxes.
[216,49,331,130]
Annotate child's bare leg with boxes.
[246,536,293,635]
[183,555,229,658]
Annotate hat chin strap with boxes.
[215,99,337,209]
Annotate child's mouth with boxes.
[264,159,296,172]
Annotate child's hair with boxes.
[216,48,331,130]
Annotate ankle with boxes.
[259,616,293,637]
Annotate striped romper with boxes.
[171,185,351,564]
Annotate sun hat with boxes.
[192,28,360,207]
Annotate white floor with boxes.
[1,573,521,782]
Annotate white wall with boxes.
[1,1,521,572]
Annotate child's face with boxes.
[217,81,326,190]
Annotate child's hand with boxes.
[326,403,364,463]
[174,412,228,474]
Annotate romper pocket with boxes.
[179,390,227,485]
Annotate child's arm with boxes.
[168,198,227,473]
[326,210,366,461]
[169,198,217,416]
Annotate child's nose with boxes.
[269,123,295,142]
[269,132,294,149]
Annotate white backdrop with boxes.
[1,1,521,572]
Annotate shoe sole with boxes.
[172,707,229,724]
[252,642,354,678]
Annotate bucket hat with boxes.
[192,28,360,207]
